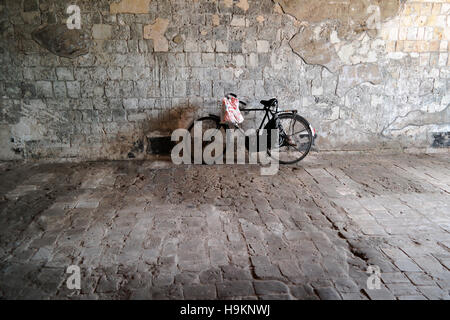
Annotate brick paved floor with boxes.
[0,153,449,300]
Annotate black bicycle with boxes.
[188,94,316,164]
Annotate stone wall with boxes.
[0,0,449,160]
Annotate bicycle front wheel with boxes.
[267,113,313,164]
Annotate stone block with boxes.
[251,256,284,280]
[217,281,254,298]
[183,285,217,299]
[123,98,139,109]
[66,81,81,98]
[199,268,221,283]
[215,40,229,53]
[23,0,39,12]
[184,39,198,52]
[35,81,53,98]
[202,53,215,66]
[56,67,74,81]
[221,265,252,281]
[362,287,395,300]
[110,0,151,14]
[92,24,113,40]
[53,81,66,98]
[230,16,246,27]
[230,41,242,53]
[313,287,341,300]
[254,281,289,295]
[256,40,270,53]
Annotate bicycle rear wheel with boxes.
[267,113,313,164]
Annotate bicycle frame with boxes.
[240,105,298,131]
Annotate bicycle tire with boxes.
[266,113,313,165]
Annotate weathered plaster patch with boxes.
[223,0,233,8]
[237,0,250,12]
[337,63,383,96]
[6,99,59,158]
[110,0,151,14]
[275,0,400,35]
[144,18,169,52]
[279,0,401,72]
[32,24,89,58]
[289,25,343,72]
[383,105,450,134]
[379,0,450,58]
[223,0,249,12]
[273,3,284,14]
[0,125,21,160]
[212,14,220,26]
[333,32,384,65]
[11,118,46,142]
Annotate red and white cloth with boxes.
[221,96,244,125]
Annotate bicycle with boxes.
[188,94,316,164]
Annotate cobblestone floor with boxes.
[0,153,449,300]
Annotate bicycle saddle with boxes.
[260,98,278,107]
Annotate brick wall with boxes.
[0,0,449,160]
[382,0,449,66]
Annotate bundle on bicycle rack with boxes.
[221,94,244,126]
